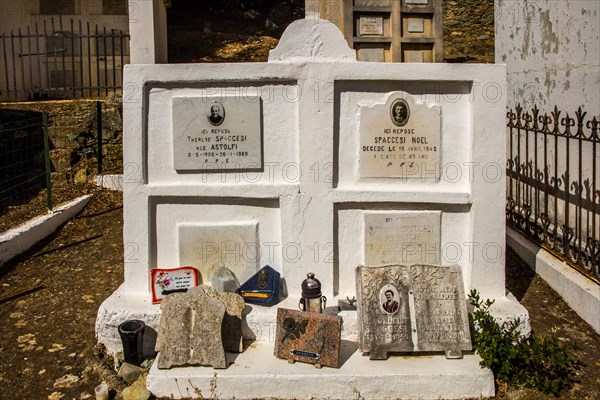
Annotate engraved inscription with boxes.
[172,95,263,171]
[364,211,441,266]
[359,92,441,179]
[356,264,472,359]
[359,16,384,36]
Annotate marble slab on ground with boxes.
[356,264,471,359]
[274,308,342,368]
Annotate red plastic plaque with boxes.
[150,267,200,303]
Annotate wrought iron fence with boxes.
[0,16,129,101]
[506,104,600,283]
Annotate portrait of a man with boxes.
[207,102,225,126]
[382,289,399,313]
[390,99,410,127]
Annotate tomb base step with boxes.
[146,340,495,400]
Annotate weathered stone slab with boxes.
[359,91,441,180]
[364,211,441,266]
[356,264,471,360]
[155,286,226,369]
[274,308,342,368]
[202,286,248,352]
[172,95,263,171]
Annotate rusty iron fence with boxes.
[1,16,129,101]
[506,104,600,283]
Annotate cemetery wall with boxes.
[495,0,600,113]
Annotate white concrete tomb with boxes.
[96,18,528,399]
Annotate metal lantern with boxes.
[298,272,327,313]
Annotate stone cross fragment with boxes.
[156,286,230,369]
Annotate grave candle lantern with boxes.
[299,272,327,313]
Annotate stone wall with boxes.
[443,0,495,63]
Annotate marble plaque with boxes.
[274,308,342,368]
[364,211,441,266]
[172,95,263,171]
[359,91,441,179]
[356,264,471,360]
[406,51,424,63]
[178,222,259,286]
[407,18,425,33]
[405,0,428,4]
[358,47,385,62]
[358,16,383,36]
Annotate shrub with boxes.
[468,289,580,396]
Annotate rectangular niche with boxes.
[178,221,259,286]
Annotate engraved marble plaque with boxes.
[359,91,441,179]
[406,51,424,63]
[274,308,342,368]
[364,211,441,266]
[178,222,259,286]
[407,18,425,33]
[358,16,384,36]
[356,264,471,360]
[172,96,263,171]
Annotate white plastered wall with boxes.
[98,20,515,355]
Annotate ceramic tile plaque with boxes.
[356,264,471,360]
[274,308,342,368]
[358,16,384,36]
[178,222,259,286]
[172,95,263,171]
[359,91,441,179]
[150,266,200,303]
[364,211,441,266]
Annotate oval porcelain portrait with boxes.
[390,98,410,127]
[207,101,225,126]
[379,284,401,315]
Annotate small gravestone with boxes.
[155,286,227,369]
[356,264,471,360]
[201,286,247,353]
[274,308,342,368]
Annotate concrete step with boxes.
[146,340,495,399]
